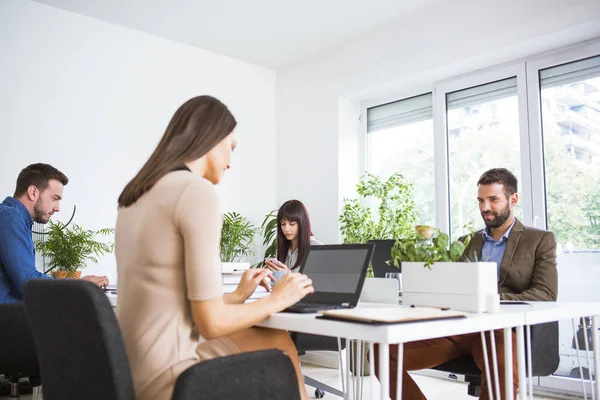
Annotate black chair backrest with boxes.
[529,321,560,376]
[433,321,560,380]
[368,239,398,276]
[23,279,135,400]
[0,302,39,377]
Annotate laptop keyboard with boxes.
[298,303,342,309]
[283,303,352,313]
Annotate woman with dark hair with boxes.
[265,200,323,272]
[115,96,314,400]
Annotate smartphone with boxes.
[265,257,279,264]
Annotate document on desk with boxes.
[317,306,466,325]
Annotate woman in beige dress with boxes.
[115,96,314,400]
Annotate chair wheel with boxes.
[315,388,325,398]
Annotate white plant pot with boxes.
[402,262,499,313]
[221,262,250,274]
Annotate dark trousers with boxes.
[374,330,518,400]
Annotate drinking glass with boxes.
[384,272,402,296]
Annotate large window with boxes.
[365,41,600,396]
[367,93,435,225]
[446,78,523,238]
[540,56,600,252]
[537,55,600,383]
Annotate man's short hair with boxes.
[14,163,69,198]
[477,168,518,198]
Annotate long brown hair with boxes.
[118,96,237,207]
[276,200,313,270]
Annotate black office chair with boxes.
[292,333,347,398]
[22,279,300,400]
[433,322,560,397]
[0,302,42,400]
[368,239,398,278]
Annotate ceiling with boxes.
[32,0,453,68]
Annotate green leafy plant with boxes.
[339,171,418,277]
[220,212,258,262]
[390,226,475,269]
[253,210,278,268]
[339,171,418,244]
[35,221,114,278]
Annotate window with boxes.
[367,93,435,225]
[365,42,600,395]
[533,54,600,384]
[446,78,523,238]
[540,55,600,252]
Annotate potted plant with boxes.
[253,209,278,269]
[34,221,114,279]
[339,171,418,277]
[390,226,499,313]
[339,171,418,376]
[220,212,258,272]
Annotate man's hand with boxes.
[80,275,109,288]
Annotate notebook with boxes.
[316,306,466,325]
[282,243,375,313]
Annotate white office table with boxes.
[256,302,600,400]
[106,292,600,400]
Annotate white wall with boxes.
[0,0,276,283]
[276,0,600,244]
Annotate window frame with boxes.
[435,63,531,234]
[525,40,600,231]
[362,37,600,396]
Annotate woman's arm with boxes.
[191,272,313,339]
[175,179,313,340]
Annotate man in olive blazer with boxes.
[375,168,558,400]
[462,218,558,301]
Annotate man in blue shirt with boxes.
[0,163,109,304]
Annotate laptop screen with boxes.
[298,244,374,305]
[302,248,370,293]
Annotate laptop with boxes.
[368,239,399,277]
[283,243,375,313]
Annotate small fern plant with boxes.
[220,212,258,263]
[35,221,114,278]
[253,209,278,268]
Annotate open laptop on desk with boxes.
[283,243,374,313]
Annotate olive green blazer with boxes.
[461,219,558,301]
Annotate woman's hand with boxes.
[81,275,109,288]
[270,272,314,309]
[233,268,274,301]
[265,259,288,271]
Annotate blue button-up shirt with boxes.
[0,196,51,303]
[481,218,516,281]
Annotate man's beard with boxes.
[33,199,49,224]
[481,204,511,228]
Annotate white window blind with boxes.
[367,93,432,133]
[447,77,517,110]
[540,55,600,88]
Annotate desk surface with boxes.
[255,302,600,344]
[106,292,600,343]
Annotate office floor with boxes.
[300,363,569,400]
[0,367,574,400]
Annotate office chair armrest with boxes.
[171,349,300,400]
